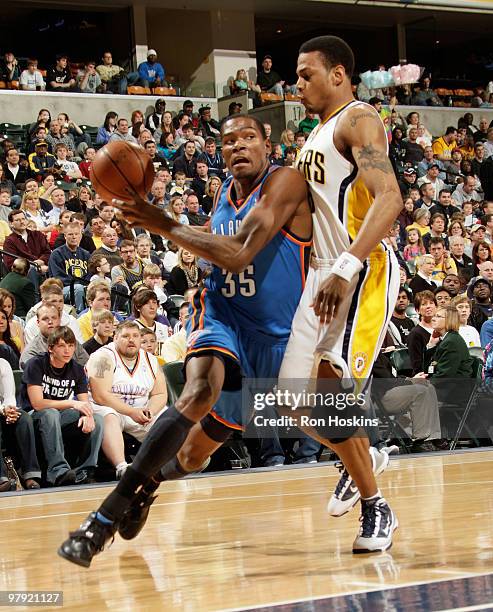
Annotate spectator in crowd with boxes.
[232,69,261,97]
[227,101,242,116]
[397,166,417,195]
[3,210,51,296]
[22,326,102,486]
[473,117,490,144]
[143,140,168,171]
[422,213,448,252]
[111,239,145,297]
[471,142,486,178]
[190,161,209,199]
[47,55,76,92]
[198,106,221,139]
[96,51,138,95]
[48,223,90,314]
[256,55,290,98]
[0,261,35,318]
[417,164,446,201]
[153,111,176,147]
[185,193,209,226]
[173,141,198,179]
[19,59,45,91]
[460,134,475,161]
[28,141,56,179]
[442,273,462,297]
[46,122,76,157]
[83,309,114,356]
[87,216,105,250]
[429,189,461,223]
[451,295,481,348]
[472,240,492,276]
[137,128,153,147]
[0,357,41,491]
[452,175,482,207]
[199,138,226,178]
[146,99,166,133]
[429,236,457,283]
[390,287,415,345]
[0,307,20,359]
[20,192,52,234]
[92,226,122,268]
[404,127,424,164]
[298,110,318,135]
[135,234,164,268]
[443,148,463,185]
[87,253,111,285]
[141,263,169,311]
[138,49,166,88]
[408,290,437,374]
[168,248,203,295]
[4,148,30,188]
[132,289,170,347]
[417,146,444,178]
[79,148,96,179]
[54,144,82,181]
[478,260,493,283]
[99,204,115,228]
[77,60,102,94]
[23,284,82,344]
[435,287,452,307]
[201,176,221,215]
[20,305,88,370]
[470,223,488,253]
[165,195,189,225]
[97,111,118,145]
[77,281,114,342]
[468,276,493,332]
[176,124,205,153]
[406,208,431,237]
[37,174,57,204]
[410,254,438,294]
[0,52,20,84]
[149,180,168,209]
[432,126,458,161]
[416,182,437,213]
[109,118,136,144]
[86,320,168,479]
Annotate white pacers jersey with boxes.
[296,100,388,261]
[89,343,158,409]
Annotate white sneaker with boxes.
[327,447,390,517]
[352,497,398,554]
[116,462,130,480]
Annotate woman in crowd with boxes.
[452,295,481,348]
[472,241,492,277]
[0,290,24,353]
[410,254,437,295]
[20,192,52,235]
[154,111,176,145]
[202,176,222,215]
[168,248,203,295]
[96,111,118,145]
[279,129,295,155]
[67,184,94,214]
[406,111,420,135]
[233,68,261,94]
[406,208,431,237]
[88,253,111,285]
[157,132,178,161]
[132,289,170,349]
[48,209,73,249]
[131,110,145,132]
[37,173,57,203]
[173,112,190,138]
[165,196,189,225]
[416,124,432,148]
[110,218,134,244]
[28,108,51,139]
[0,308,20,360]
[0,164,18,199]
[397,197,415,236]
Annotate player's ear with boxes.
[331,64,345,87]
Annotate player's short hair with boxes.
[220,114,266,140]
[47,326,76,349]
[143,263,161,278]
[87,280,110,304]
[91,308,114,331]
[299,35,355,78]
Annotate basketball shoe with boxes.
[352,497,398,554]
[327,446,389,517]
[58,512,117,568]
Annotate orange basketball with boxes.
[90,140,155,203]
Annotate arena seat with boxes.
[163,361,185,404]
[152,87,177,96]
[9,81,19,90]
[284,93,301,101]
[127,86,151,95]
[260,92,283,103]
[0,82,6,90]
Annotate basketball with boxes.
[90,141,155,203]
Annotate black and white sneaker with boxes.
[327,447,389,517]
[58,512,116,568]
[352,497,398,554]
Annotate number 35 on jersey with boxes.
[221,265,256,298]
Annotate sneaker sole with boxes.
[57,546,91,568]
[352,517,399,554]
[328,450,391,518]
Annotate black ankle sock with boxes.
[98,465,148,522]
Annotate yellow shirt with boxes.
[77,311,93,342]
[406,222,430,237]
[92,236,103,249]
[432,137,456,160]
[459,145,474,161]
[0,220,11,246]
[431,257,457,283]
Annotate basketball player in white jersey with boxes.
[278,36,402,553]
[87,321,168,478]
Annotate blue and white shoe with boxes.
[353,497,398,554]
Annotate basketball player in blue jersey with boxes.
[58,115,314,567]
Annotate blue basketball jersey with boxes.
[205,166,311,341]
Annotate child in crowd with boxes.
[169,171,188,196]
[403,228,426,264]
[140,328,165,366]
[82,309,115,355]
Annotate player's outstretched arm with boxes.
[114,169,310,274]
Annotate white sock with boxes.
[115,461,128,473]
[362,489,382,502]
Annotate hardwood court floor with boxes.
[1,451,493,611]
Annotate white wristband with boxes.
[331,252,363,283]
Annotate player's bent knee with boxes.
[180,378,221,412]
[200,413,233,443]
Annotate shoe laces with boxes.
[70,516,115,552]
[334,461,350,497]
[360,499,387,537]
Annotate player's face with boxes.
[221,118,268,179]
[296,52,342,116]
[116,327,141,358]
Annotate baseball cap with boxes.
[467,276,491,298]
[470,223,486,233]
[263,55,272,61]
[147,49,157,57]
[35,141,48,148]
[404,167,417,176]
[428,162,440,169]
